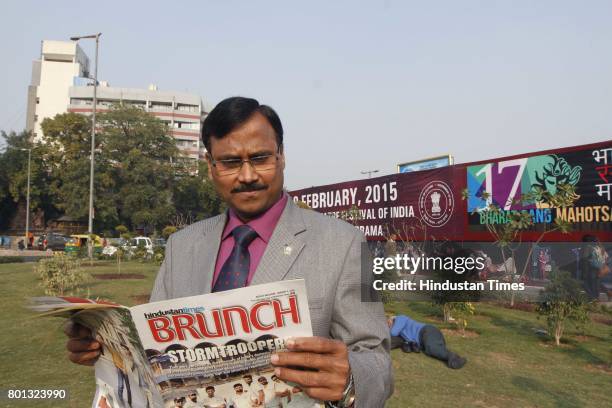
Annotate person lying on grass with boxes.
[388,315,467,369]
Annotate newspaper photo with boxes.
[31,279,321,408]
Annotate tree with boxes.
[172,161,225,222]
[6,104,224,235]
[115,225,129,238]
[462,183,577,307]
[536,269,591,346]
[99,105,179,232]
[41,113,118,230]
[0,130,55,230]
[39,105,224,233]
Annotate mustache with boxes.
[231,183,268,194]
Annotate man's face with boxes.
[207,112,285,221]
[258,378,268,386]
[188,393,197,402]
[206,388,215,397]
[234,385,243,394]
[244,376,252,385]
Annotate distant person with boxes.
[581,235,608,300]
[388,315,466,369]
[242,374,260,398]
[228,383,253,408]
[256,376,281,407]
[271,374,291,405]
[18,239,25,251]
[201,385,226,408]
[184,390,202,408]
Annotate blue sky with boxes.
[1,0,611,189]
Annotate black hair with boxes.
[202,96,283,153]
[233,383,242,388]
[205,386,215,391]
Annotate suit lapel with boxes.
[191,212,226,295]
[251,199,307,285]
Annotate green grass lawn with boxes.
[0,260,159,408]
[0,261,610,407]
[385,301,611,407]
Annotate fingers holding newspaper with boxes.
[64,320,101,366]
[271,336,350,402]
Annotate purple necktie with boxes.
[213,225,259,292]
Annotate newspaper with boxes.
[31,279,320,408]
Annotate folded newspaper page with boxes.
[31,279,321,408]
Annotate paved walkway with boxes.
[0,248,52,257]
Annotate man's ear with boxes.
[205,153,213,179]
[279,145,286,170]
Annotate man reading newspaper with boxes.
[66,97,392,408]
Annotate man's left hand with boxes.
[271,337,350,402]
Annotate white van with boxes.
[126,236,154,257]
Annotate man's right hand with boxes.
[64,321,101,366]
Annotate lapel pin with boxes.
[283,245,292,256]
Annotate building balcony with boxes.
[170,128,200,139]
[149,109,202,120]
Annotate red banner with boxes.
[291,167,464,240]
[290,140,611,242]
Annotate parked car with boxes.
[152,238,166,249]
[36,233,70,251]
[65,234,104,255]
[101,236,155,258]
[128,236,154,253]
[101,238,127,256]
[107,237,128,248]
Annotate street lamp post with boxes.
[361,169,379,179]
[5,146,33,248]
[21,148,31,248]
[71,33,101,259]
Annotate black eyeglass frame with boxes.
[208,145,283,175]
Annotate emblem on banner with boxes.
[419,181,454,227]
[431,191,441,214]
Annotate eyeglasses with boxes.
[209,146,281,176]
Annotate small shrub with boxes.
[153,247,165,265]
[132,242,151,262]
[536,269,592,346]
[447,302,476,336]
[34,253,88,296]
[162,226,177,239]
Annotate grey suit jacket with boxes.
[150,198,393,407]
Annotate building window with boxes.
[174,121,199,130]
[176,104,199,113]
[151,102,172,111]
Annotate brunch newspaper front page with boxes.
[31,279,320,408]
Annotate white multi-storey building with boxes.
[26,40,206,162]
